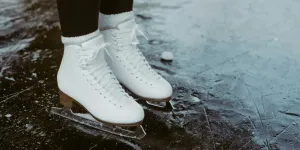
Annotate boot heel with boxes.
[59,91,73,109]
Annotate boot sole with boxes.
[59,90,143,127]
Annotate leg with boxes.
[100,0,133,15]
[98,0,134,30]
[56,0,99,37]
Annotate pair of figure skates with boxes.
[51,18,172,139]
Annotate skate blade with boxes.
[146,101,167,108]
[50,107,146,140]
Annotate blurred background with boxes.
[1,0,300,149]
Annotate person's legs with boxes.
[98,0,134,30]
[100,0,133,15]
[57,0,99,37]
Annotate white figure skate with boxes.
[51,31,146,139]
[100,18,173,109]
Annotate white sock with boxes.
[98,11,134,30]
[61,30,100,45]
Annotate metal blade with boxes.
[50,107,146,140]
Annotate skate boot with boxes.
[99,12,173,108]
[52,31,146,139]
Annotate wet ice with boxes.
[1,0,300,149]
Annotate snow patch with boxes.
[25,124,33,131]
[39,131,46,137]
[32,73,37,78]
[190,96,201,102]
[31,50,41,61]
[4,76,15,81]
[160,51,174,61]
[5,114,12,118]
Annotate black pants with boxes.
[57,0,133,37]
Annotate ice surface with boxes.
[136,0,300,148]
[2,0,300,149]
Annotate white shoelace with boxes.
[77,43,130,106]
[113,24,161,80]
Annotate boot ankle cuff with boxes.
[99,11,134,30]
[61,30,100,45]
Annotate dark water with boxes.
[1,0,300,149]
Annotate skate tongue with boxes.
[117,18,136,31]
[81,34,105,49]
[80,34,107,65]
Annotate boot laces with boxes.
[77,43,131,107]
[114,24,161,80]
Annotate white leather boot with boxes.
[100,16,173,102]
[57,31,144,125]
